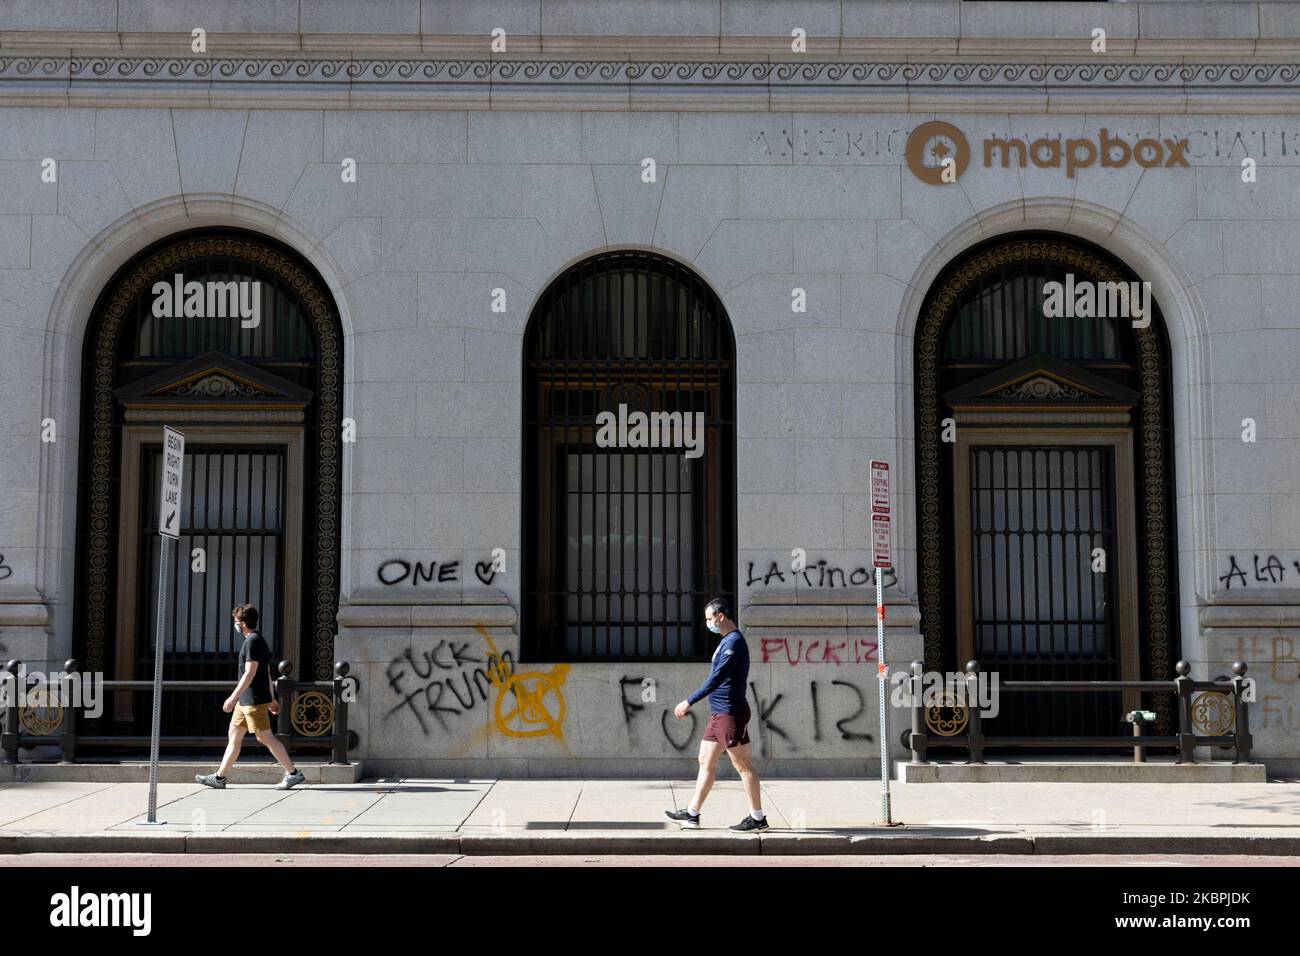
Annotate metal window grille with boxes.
[524,251,736,662]
[970,446,1120,737]
[135,445,287,736]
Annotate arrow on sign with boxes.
[165,511,176,531]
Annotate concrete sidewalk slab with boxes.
[0,777,1297,856]
[2,761,364,784]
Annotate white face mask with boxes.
[234,622,243,636]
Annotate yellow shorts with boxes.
[231,703,273,733]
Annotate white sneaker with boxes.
[275,769,305,790]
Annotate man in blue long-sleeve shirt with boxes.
[663,598,768,832]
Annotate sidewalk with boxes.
[1,776,1298,856]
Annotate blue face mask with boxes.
[706,620,721,634]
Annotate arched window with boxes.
[74,230,343,736]
[915,234,1179,738]
[523,251,736,661]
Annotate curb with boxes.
[3,830,1299,856]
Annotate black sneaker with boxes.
[663,808,701,829]
[729,814,770,832]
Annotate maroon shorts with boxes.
[703,704,751,748]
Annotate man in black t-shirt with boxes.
[196,604,304,790]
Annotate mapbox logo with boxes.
[906,121,1190,184]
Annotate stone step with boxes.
[898,760,1268,783]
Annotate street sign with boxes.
[870,459,890,514]
[158,426,186,538]
[868,459,896,827]
[872,512,891,568]
[142,425,184,826]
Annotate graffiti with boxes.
[748,682,793,757]
[376,556,506,587]
[618,675,873,757]
[0,553,11,582]
[384,640,513,735]
[661,709,699,752]
[619,676,701,752]
[384,626,569,741]
[760,637,877,666]
[825,680,873,743]
[477,626,568,740]
[745,560,897,590]
[1218,553,1300,590]
[1261,695,1300,732]
[751,679,873,757]
[377,558,460,587]
[1232,636,1300,685]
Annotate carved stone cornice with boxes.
[6,57,1300,111]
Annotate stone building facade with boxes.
[0,0,1298,775]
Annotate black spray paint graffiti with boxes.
[376,557,500,587]
[748,680,873,757]
[1218,554,1300,590]
[746,560,897,590]
[0,553,11,582]
[618,677,873,757]
[618,677,701,752]
[385,640,515,735]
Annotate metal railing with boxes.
[905,660,1253,764]
[0,659,356,765]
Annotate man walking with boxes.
[664,598,768,832]
[196,604,304,790]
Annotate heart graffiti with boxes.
[474,561,497,585]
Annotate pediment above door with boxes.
[114,351,312,423]
[944,353,1139,425]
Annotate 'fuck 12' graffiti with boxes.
[618,677,873,757]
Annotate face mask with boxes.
[234,623,243,636]
[706,620,720,634]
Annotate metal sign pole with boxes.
[140,425,184,826]
[876,566,890,826]
[144,534,170,824]
[869,459,893,827]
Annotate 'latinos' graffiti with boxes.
[746,559,897,589]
